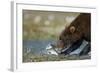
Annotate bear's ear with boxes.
[70,26,76,33]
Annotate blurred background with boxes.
[23,10,80,40]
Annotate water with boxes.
[23,39,90,55]
[23,39,56,55]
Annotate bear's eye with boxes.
[69,26,76,33]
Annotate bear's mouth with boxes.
[54,40,72,53]
[60,44,71,52]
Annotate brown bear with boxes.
[57,13,91,55]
